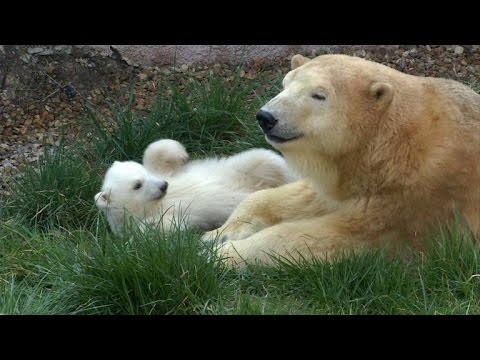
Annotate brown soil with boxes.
[1,45,479,196]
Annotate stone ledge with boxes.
[3,45,400,67]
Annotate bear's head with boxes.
[256,54,395,158]
[95,161,169,232]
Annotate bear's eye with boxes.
[133,181,143,190]
[312,93,326,101]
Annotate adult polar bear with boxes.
[204,53,480,266]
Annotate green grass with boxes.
[1,215,478,315]
[0,276,74,315]
[1,65,478,315]
[53,226,228,315]
[2,141,101,231]
[83,70,278,166]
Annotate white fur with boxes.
[95,139,299,235]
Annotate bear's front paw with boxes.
[201,228,231,244]
[202,219,266,244]
[217,241,247,267]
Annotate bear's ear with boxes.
[291,54,311,70]
[94,192,110,209]
[370,82,394,110]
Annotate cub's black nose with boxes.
[160,182,168,192]
[256,110,278,133]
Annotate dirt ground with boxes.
[1,44,479,196]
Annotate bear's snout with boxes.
[256,110,278,133]
[160,181,168,193]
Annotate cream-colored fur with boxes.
[95,139,298,234]
[203,54,480,267]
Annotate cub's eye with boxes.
[312,93,326,101]
[133,181,142,190]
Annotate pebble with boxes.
[454,46,464,55]
[47,63,55,75]
[354,49,367,58]
[20,54,31,63]
[27,47,45,54]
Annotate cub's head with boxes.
[95,161,169,222]
[256,54,395,157]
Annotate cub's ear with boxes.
[370,82,394,110]
[291,54,311,70]
[94,192,110,209]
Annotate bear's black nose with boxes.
[256,110,278,133]
[160,181,168,192]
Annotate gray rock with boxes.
[396,59,407,70]
[27,47,54,56]
[20,53,31,63]
[28,47,45,54]
[38,49,54,56]
[6,73,20,87]
[354,49,366,58]
[54,45,72,54]
[454,46,464,55]
[5,88,16,100]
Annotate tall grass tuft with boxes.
[48,224,229,315]
[83,71,270,166]
[412,220,480,314]
[4,141,101,231]
[84,87,174,165]
[0,274,76,315]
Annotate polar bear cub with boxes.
[95,139,298,235]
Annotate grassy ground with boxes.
[0,66,479,315]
